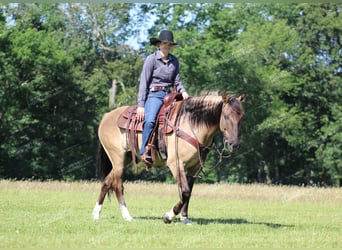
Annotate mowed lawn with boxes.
[0,180,341,248]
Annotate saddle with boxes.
[117,92,184,165]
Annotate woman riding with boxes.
[136,30,190,166]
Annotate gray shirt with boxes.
[137,50,186,107]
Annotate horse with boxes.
[92,92,245,224]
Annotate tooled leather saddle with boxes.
[117,92,184,166]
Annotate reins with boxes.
[200,137,234,177]
[169,103,208,201]
[165,114,209,177]
[170,98,234,180]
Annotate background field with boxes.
[0,180,341,248]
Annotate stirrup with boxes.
[141,154,153,169]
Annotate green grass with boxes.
[0,180,341,248]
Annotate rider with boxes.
[136,30,190,166]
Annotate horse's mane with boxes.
[179,95,223,127]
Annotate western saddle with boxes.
[117,92,184,167]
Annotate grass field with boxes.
[0,180,341,248]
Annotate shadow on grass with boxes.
[137,216,293,228]
[194,218,293,228]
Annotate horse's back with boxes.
[98,106,129,151]
[99,106,128,128]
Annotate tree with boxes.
[0,3,141,180]
[139,3,341,185]
[0,4,92,179]
[1,3,340,185]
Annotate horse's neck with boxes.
[185,123,219,146]
[179,96,222,146]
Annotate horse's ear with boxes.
[238,93,247,102]
[222,91,228,103]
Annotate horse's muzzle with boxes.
[224,138,240,152]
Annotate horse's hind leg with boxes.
[92,170,114,220]
[111,166,133,221]
[93,167,133,221]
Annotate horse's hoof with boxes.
[182,218,192,225]
[120,205,133,221]
[92,210,101,220]
[92,203,102,220]
[163,214,172,224]
[124,216,134,222]
[122,214,134,221]
[163,210,175,224]
[93,214,100,220]
[180,215,192,225]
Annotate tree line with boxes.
[0,3,341,186]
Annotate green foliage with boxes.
[0,3,341,186]
[142,3,341,186]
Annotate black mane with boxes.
[179,96,223,127]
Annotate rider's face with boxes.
[159,42,174,55]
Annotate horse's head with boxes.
[220,93,246,152]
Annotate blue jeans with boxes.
[140,90,168,156]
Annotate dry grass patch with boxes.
[1,180,341,203]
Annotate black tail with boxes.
[96,142,112,181]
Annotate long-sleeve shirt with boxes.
[137,50,186,107]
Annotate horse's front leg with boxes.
[179,175,195,223]
[163,174,194,225]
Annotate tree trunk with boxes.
[109,79,117,108]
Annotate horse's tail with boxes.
[96,141,112,182]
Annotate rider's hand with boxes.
[182,92,190,100]
[136,106,144,121]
